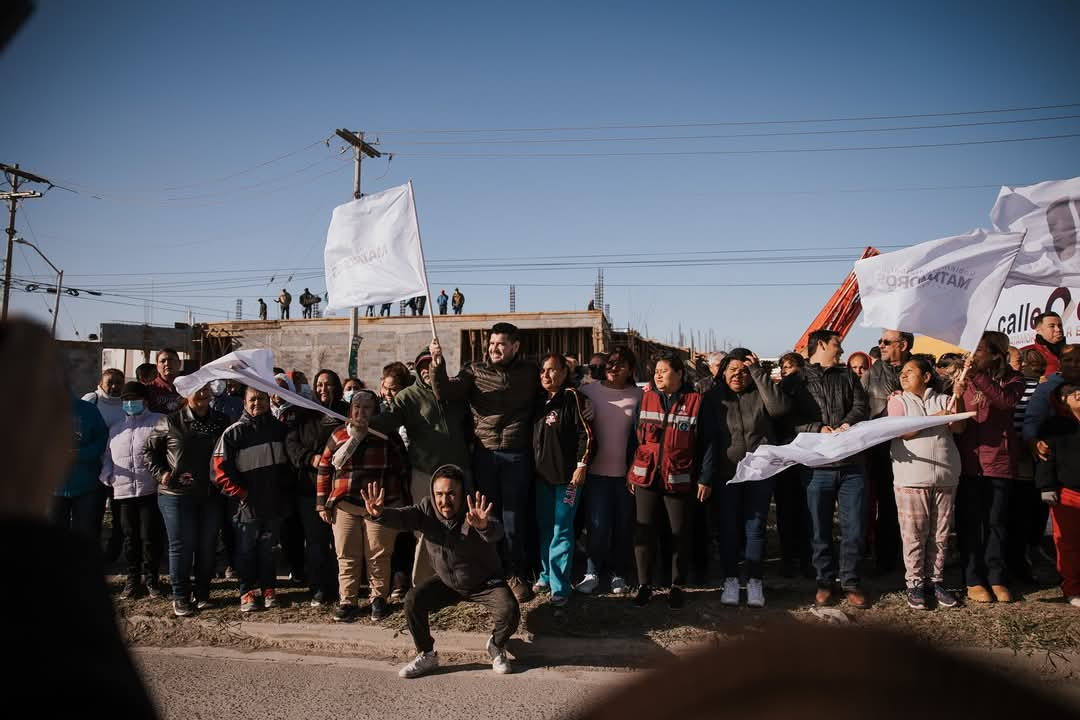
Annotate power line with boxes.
[390,113,1080,146]
[393,132,1080,159]
[370,101,1080,135]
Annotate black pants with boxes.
[774,465,811,567]
[279,511,305,581]
[116,495,161,583]
[404,577,520,653]
[869,445,901,572]
[1006,479,1049,576]
[958,475,1012,587]
[633,485,692,588]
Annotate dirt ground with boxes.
[114,554,1079,665]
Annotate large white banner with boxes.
[993,177,1080,289]
[324,181,427,310]
[991,283,1080,346]
[733,412,974,483]
[174,349,347,421]
[854,230,1023,350]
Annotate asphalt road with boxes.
[135,647,623,720]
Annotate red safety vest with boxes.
[627,385,701,493]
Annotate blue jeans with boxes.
[473,447,531,578]
[535,482,582,598]
[158,493,222,602]
[584,474,634,579]
[721,477,775,579]
[234,517,280,595]
[295,494,336,596]
[804,465,866,589]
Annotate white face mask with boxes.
[343,390,355,404]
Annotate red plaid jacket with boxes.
[316,426,410,510]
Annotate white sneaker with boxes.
[747,579,765,608]
[532,579,550,595]
[399,651,439,679]
[575,574,599,594]
[721,577,740,606]
[610,576,629,595]
[486,635,513,675]
[1068,596,1080,608]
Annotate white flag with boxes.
[324,181,427,310]
[174,349,347,421]
[992,177,1080,288]
[732,412,974,483]
[854,229,1023,350]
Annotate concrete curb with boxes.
[126,615,678,668]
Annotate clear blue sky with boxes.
[3,0,1079,357]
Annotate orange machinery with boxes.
[793,246,879,354]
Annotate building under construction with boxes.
[195,310,696,383]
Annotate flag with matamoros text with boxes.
[992,176,1080,289]
[854,229,1023,350]
[324,181,427,310]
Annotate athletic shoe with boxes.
[399,651,439,679]
[906,585,928,610]
[575,574,599,594]
[172,598,193,617]
[145,582,163,600]
[486,635,512,675]
[610,576,629,595]
[932,583,958,608]
[1067,596,1080,608]
[550,594,569,608]
[262,589,277,609]
[119,579,138,600]
[240,591,260,613]
[310,590,327,608]
[530,578,550,596]
[195,598,213,610]
[746,579,765,608]
[721,577,740,606]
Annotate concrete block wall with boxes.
[206,311,607,383]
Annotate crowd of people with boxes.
[54,314,1080,678]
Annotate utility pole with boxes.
[1,163,49,320]
[334,129,383,377]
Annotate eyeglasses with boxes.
[877,338,897,347]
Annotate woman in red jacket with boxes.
[628,352,708,609]
[954,331,1025,604]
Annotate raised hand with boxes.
[465,491,492,530]
[360,481,385,518]
[429,337,443,365]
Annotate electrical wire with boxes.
[392,132,1080,159]
[389,113,1080,146]
[370,101,1080,134]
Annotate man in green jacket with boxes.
[370,348,471,585]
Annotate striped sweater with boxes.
[212,411,291,520]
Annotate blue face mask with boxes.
[343,390,355,404]
[122,399,144,416]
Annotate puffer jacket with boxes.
[100,410,164,500]
[144,406,231,497]
[862,358,905,418]
[431,354,540,452]
[371,473,505,595]
[212,411,291,520]
[956,370,1025,479]
[699,365,793,486]
[286,402,349,496]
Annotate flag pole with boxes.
[409,180,439,342]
